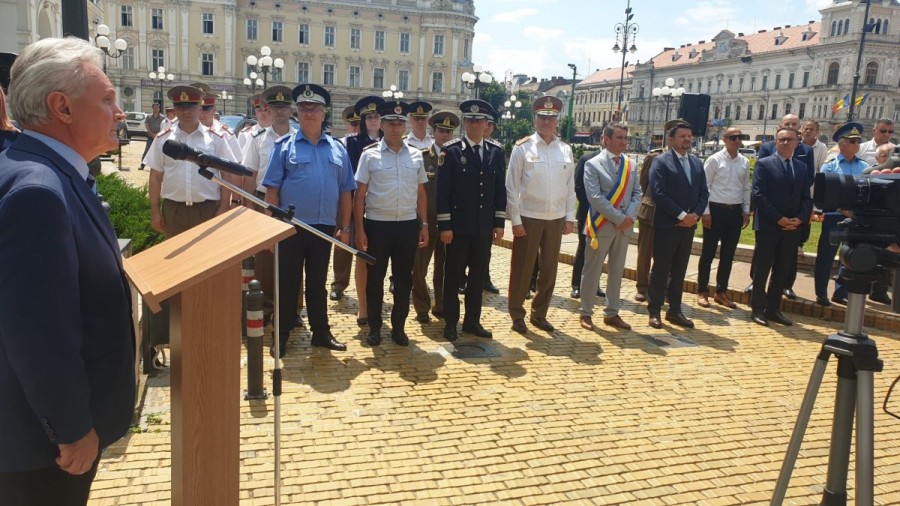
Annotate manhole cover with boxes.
[451,342,502,359]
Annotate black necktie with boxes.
[473,144,482,166]
[783,159,793,183]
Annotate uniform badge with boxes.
[470,104,479,113]
[180,91,189,102]
[460,156,467,165]
[544,98,553,109]
[276,92,285,102]
[302,86,314,98]
[394,105,403,114]
[437,152,445,167]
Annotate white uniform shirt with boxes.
[160,117,178,132]
[144,124,230,203]
[242,126,297,193]
[506,132,576,225]
[702,148,751,215]
[355,139,427,221]
[406,131,434,150]
[857,139,881,166]
[209,119,241,162]
[238,123,264,150]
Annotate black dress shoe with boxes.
[366,330,381,346]
[751,312,769,326]
[816,296,832,307]
[311,332,347,351]
[570,288,581,299]
[462,322,493,338]
[416,312,430,324]
[356,317,368,326]
[391,329,409,346]
[431,309,444,319]
[529,317,554,332]
[783,288,797,300]
[329,289,343,301]
[444,324,458,341]
[597,287,606,297]
[634,293,647,303]
[648,314,662,329]
[483,281,500,294]
[870,293,892,305]
[766,311,793,326]
[511,319,527,334]
[831,296,848,306]
[665,312,695,328]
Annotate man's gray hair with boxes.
[8,37,104,127]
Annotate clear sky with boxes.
[473,0,834,83]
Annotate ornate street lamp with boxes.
[461,64,493,99]
[612,0,639,118]
[246,46,284,93]
[651,77,685,147]
[381,84,404,101]
[220,90,233,116]
[243,72,264,117]
[148,66,174,105]
[567,63,577,142]
[93,23,127,73]
[500,94,522,143]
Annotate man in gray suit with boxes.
[579,123,642,331]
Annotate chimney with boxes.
[758,29,767,33]
[738,32,744,36]
[698,40,705,44]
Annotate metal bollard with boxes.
[244,279,268,400]
[241,256,255,334]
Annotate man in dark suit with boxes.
[0,37,135,506]
[754,114,815,298]
[750,127,813,326]
[438,100,506,341]
[647,122,709,329]
[571,145,603,299]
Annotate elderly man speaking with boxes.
[0,37,136,505]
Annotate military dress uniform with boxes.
[438,100,506,340]
[405,101,434,150]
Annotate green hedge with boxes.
[96,173,164,253]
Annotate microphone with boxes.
[162,139,254,177]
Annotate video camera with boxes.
[813,149,900,272]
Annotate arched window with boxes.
[844,18,850,34]
[874,19,881,34]
[865,62,878,84]
[831,21,837,36]
[883,19,889,35]
[827,62,840,85]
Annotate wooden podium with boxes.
[124,207,294,505]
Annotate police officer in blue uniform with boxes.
[437,100,507,341]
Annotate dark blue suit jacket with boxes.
[436,138,506,237]
[649,149,709,229]
[752,154,813,231]
[758,140,815,183]
[0,134,135,472]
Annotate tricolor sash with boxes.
[584,155,632,250]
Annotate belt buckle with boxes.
[185,201,194,207]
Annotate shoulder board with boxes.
[158,127,173,137]
[443,138,462,147]
[239,124,253,133]
[515,136,530,146]
[363,141,379,151]
[220,124,233,134]
[485,138,502,147]
[401,134,409,140]
[252,128,266,138]
[274,132,292,144]
[420,146,430,153]
[208,129,224,138]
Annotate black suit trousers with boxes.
[751,229,800,314]
[365,219,419,331]
[0,454,100,506]
[277,224,334,343]
[443,234,492,326]
[648,226,694,315]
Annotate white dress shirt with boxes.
[242,126,297,193]
[144,124,230,203]
[356,139,427,221]
[506,132,576,225]
[857,139,881,166]
[406,131,434,150]
[703,147,751,215]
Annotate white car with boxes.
[739,148,757,164]
[122,111,148,138]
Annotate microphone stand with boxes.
[196,167,376,506]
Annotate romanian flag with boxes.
[831,94,849,116]
[855,94,869,106]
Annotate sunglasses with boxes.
[725,135,742,141]
[878,129,894,134]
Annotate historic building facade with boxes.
[572,65,634,130]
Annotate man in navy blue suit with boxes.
[0,38,135,505]
[750,127,813,326]
[647,121,709,329]
[754,114,815,298]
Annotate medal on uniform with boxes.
[460,156,467,165]
[438,152,445,167]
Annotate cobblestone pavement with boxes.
[89,141,900,505]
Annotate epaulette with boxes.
[157,127,173,137]
[240,124,254,133]
[443,138,462,147]
[220,124,233,134]
[274,132,292,144]
[401,134,408,140]
[420,146,430,153]
[208,129,224,139]
[252,128,266,138]
[363,141,379,150]
[515,136,530,146]
[485,138,502,147]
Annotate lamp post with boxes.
[567,63,577,142]
[760,89,772,142]
[243,72,264,117]
[848,0,874,121]
[93,23,127,73]
[461,64,493,99]
[148,66,173,105]
[612,0,639,119]
[220,90,233,116]
[500,94,522,143]
[713,86,731,151]
[651,77,685,143]
[246,46,284,93]
[382,84,404,101]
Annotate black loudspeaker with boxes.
[676,93,710,137]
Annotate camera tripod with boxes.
[771,269,884,505]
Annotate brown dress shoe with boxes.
[713,292,737,309]
[603,314,632,330]
[511,319,528,334]
[665,312,695,328]
[648,314,662,329]
[529,316,555,332]
[579,316,594,331]
[634,293,647,302]
[697,294,711,308]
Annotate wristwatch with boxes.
[421,221,429,228]
[341,226,351,233]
